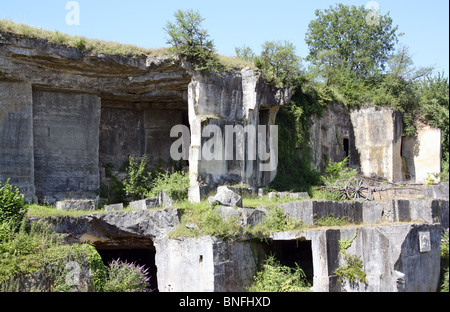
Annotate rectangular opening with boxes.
[343,138,349,159]
[270,239,314,286]
[96,242,158,292]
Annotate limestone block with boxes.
[208,186,243,207]
[56,200,97,211]
[424,181,449,200]
[215,206,264,227]
[104,203,124,212]
[268,191,309,200]
[158,190,175,208]
[129,198,159,210]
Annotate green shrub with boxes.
[251,206,304,236]
[123,156,152,201]
[123,156,189,202]
[0,179,27,230]
[148,170,190,202]
[169,201,243,239]
[247,256,311,292]
[334,231,366,284]
[321,156,357,185]
[0,220,106,292]
[103,259,151,292]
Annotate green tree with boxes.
[164,9,220,72]
[254,41,302,88]
[235,45,255,63]
[305,4,399,81]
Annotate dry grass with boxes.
[0,19,255,71]
[0,19,168,57]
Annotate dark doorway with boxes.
[96,243,158,292]
[270,239,314,285]
[343,138,350,159]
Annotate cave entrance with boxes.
[270,239,314,286]
[95,240,158,292]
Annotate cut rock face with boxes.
[208,186,243,208]
[56,200,97,211]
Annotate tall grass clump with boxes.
[247,256,311,292]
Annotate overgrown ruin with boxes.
[1,32,448,292]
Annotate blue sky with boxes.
[1,0,449,75]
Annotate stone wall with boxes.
[0,34,191,202]
[402,125,442,183]
[0,81,36,201]
[154,236,265,292]
[32,89,101,203]
[309,103,359,171]
[144,107,185,167]
[351,107,404,182]
[270,223,442,292]
[46,197,448,292]
[188,69,291,202]
[99,101,145,170]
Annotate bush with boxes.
[247,256,311,292]
[103,259,151,292]
[169,201,243,239]
[0,220,106,292]
[0,179,27,230]
[251,206,304,236]
[321,156,357,185]
[123,156,153,201]
[148,170,190,202]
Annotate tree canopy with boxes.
[305,3,399,81]
[164,9,219,72]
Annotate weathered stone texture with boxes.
[154,236,265,292]
[310,103,359,171]
[32,89,101,203]
[0,81,36,201]
[424,181,449,200]
[50,209,181,244]
[270,223,442,292]
[99,102,145,170]
[351,107,404,182]
[188,69,291,202]
[402,125,442,183]
[278,199,449,228]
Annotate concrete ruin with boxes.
[0,34,289,204]
[47,197,448,292]
[310,104,442,183]
[1,31,447,293]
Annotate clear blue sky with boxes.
[1,0,449,75]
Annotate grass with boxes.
[26,203,136,218]
[0,19,254,71]
[242,195,307,209]
[26,194,357,238]
[0,19,164,57]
